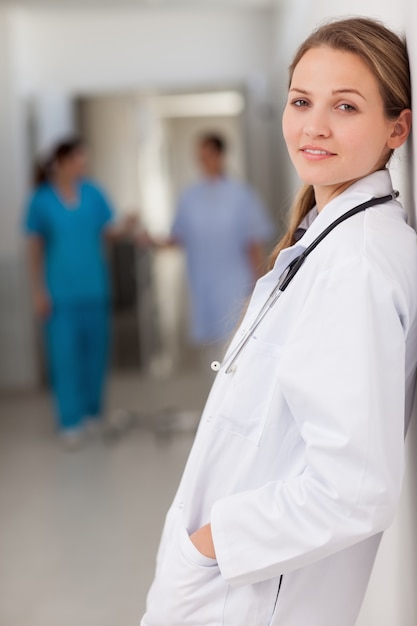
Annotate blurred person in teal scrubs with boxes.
[24,138,133,448]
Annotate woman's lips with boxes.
[300,146,336,159]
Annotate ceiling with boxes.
[0,0,276,8]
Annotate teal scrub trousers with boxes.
[45,300,110,432]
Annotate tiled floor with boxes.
[0,370,211,626]
[3,369,417,626]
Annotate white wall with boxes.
[275,1,417,624]
[0,9,23,260]
[78,94,141,211]
[0,7,38,389]
[12,6,273,95]
[32,90,76,157]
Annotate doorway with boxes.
[77,88,248,375]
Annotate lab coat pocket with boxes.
[178,524,218,568]
[216,336,282,445]
[143,520,226,626]
[223,576,281,626]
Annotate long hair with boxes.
[269,17,411,269]
[34,137,84,186]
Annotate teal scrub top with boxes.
[24,180,114,304]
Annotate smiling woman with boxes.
[141,17,417,626]
[282,47,410,211]
[270,17,412,263]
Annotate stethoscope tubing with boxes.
[212,191,398,375]
[279,192,398,291]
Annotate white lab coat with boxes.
[141,170,417,626]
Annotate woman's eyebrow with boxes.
[332,88,367,100]
[288,87,367,100]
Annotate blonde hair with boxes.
[269,17,411,268]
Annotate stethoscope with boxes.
[211,191,399,375]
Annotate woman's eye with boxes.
[338,103,356,111]
[292,99,309,107]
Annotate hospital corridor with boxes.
[1,1,417,625]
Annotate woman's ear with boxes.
[387,109,412,149]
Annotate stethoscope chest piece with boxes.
[211,359,238,374]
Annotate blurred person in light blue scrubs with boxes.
[24,138,131,448]
[170,133,274,363]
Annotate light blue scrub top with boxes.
[171,177,274,344]
[24,180,114,304]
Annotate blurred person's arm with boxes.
[242,186,275,282]
[136,232,180,249]
[27,236,51,319]
[248,241,267,280]
[23,190,51,319]
[103,213,181,249]
[135,190,188,249]
[104,212,139,241]
[91,183,140,243]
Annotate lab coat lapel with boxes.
[246,171,395,329]
[296,169,395,249]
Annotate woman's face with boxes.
[282,46,408,209]
[59,148,88,181]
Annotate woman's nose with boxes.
[303,110,331,138]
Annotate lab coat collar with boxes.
[295,169,395,249]
[268,244,307,287]
[267,170,395,288]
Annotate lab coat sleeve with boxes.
[211,256,409,586]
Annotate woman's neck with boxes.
[314,180,359,213]
[53,174,79,203]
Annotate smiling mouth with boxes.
[302,148,335,156]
